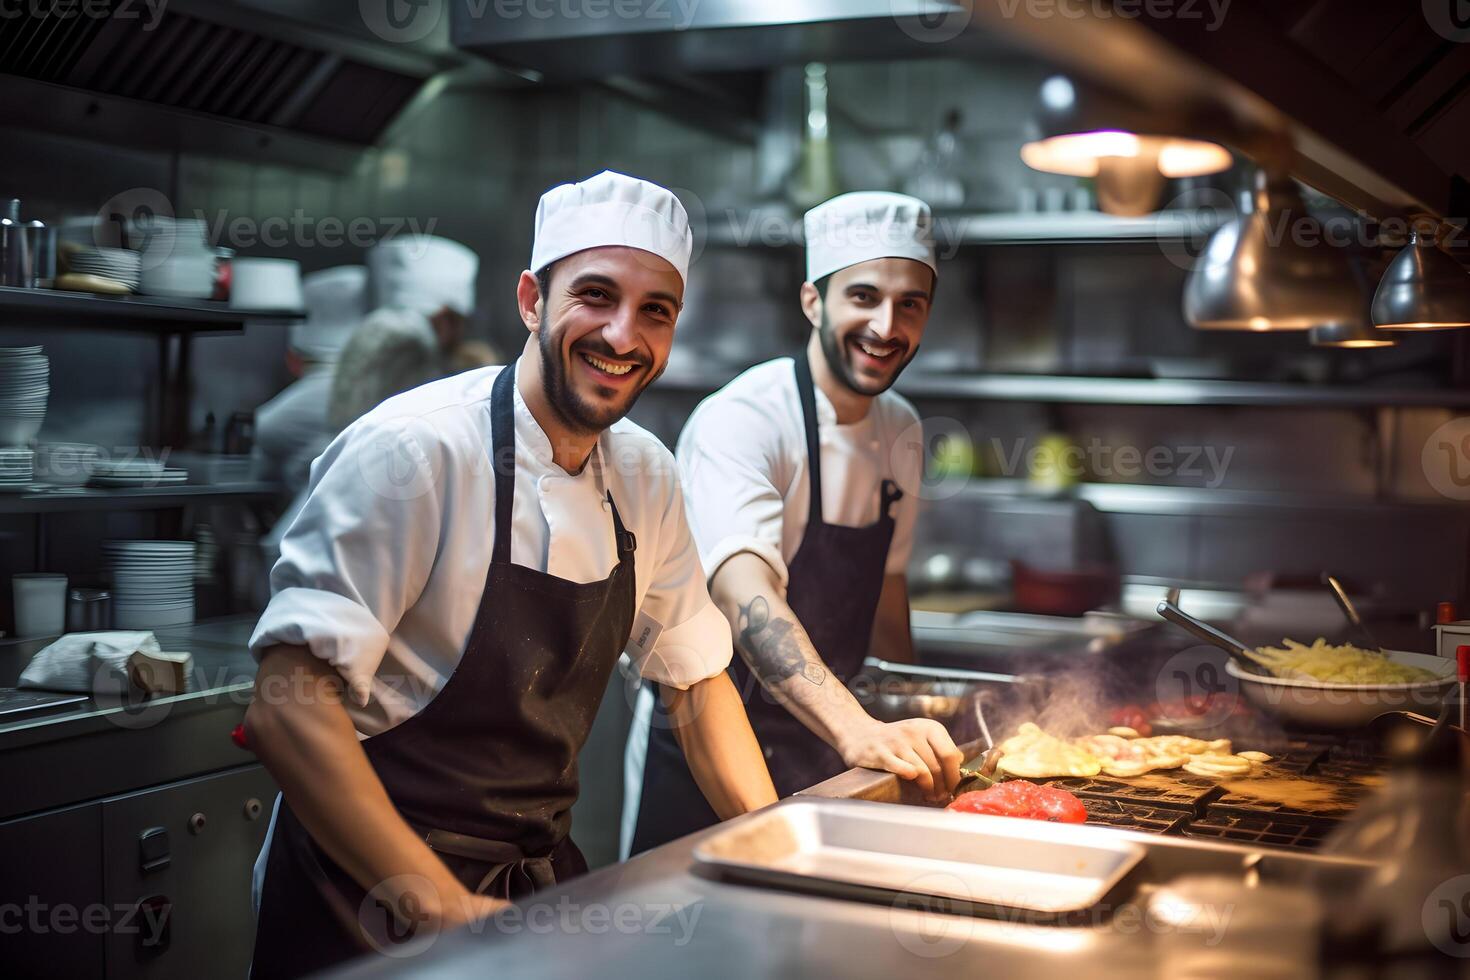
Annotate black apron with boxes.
[252,361,637,978]
[630,354,900,854]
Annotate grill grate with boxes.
[1183,812,1336,850]
[1081,799,1186,835]
[1041,775,1221,812]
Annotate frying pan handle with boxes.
[1155,599,1254,661]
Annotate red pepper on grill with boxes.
[947,780,1088,824]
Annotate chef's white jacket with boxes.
[249,360,731,738]
[676,356,924,588]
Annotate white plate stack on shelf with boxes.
[64,246,142,292]
[88,456,188,488]
[105,540,196,628]
[0,447,34,490]
[0,346,47,459]
[33,442,101,486]
[135,217,216,299]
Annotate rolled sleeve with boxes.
[676,397,791,589]
[626,461,733,691]
[249,413,444,706]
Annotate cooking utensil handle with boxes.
[1322,574,1364,629]
[1323,573,1385,653]
[1155,599,1254,661]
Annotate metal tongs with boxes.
[954,694,1004,793]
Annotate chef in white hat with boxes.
[246,171,776,976]
[366,233,479,352]
[254,265,369,497]
[625,192,961,856]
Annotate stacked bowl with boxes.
[0,346,47,456]
[135,218,216,299]
[105,540,196,628]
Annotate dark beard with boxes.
[816,305,918,397]
[537,321,658,434]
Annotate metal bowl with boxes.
[1224,650,1455,729]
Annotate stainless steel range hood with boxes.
[0,0,456,171]
[452,0,996,80]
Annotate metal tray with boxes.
[693,798,1145,916]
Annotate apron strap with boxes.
[793,354,824,527]
[422,827,558,899]
[607,491,637,557]
[490,360,518,566]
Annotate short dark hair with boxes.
[535,262,555,300]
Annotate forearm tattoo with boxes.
[737,596,826,686]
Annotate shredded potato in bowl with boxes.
[1247,638,1445,685]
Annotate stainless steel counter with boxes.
[326,795,1371,980]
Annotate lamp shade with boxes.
[1184,171,1362,331]
[1308,320,1396,348]
[1371,229,1470,330]
[1021,76,1232,217]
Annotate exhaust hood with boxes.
[0,0,440,170]
[452,0,995,80]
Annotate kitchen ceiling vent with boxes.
[0,1,422,146]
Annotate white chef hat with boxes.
[530,170,693,284]
[289,265,368,363]
[368,235,479,317]
[804,192,938,283]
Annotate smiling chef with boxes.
[625,192,963,855]
[245,171,777,978]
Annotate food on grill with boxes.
[1238,751,1272,762]
[1107,725,1140,739]
[995,722,1266,780]
[947,779,1088,824]
[1181,753,1254,777]
[1248,637,1442,684]
[998,723,1102,778]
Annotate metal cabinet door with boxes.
[0,802,106,977]
[101,764,276,980]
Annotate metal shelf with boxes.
[0,285,302,331]
[702,208,1226,248]
[0,482,281,515]
[653,369,1470,407]
[952,479,1468,515]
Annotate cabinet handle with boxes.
[187,812,206,835]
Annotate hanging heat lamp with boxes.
[1020,76,1234,217]
[1184,168,1363,331]
[1371,218,1470,330]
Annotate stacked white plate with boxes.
[134,218,217,299]
[89,457,188,488]
[0,447,34,490]
[105,540,196,628]
[0,348,48,446]
[34,442,101,486]
[66,246,142,291]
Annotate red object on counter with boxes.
[948,780,1088,824]
[1438,602,1459,625]
[230,723,249,750]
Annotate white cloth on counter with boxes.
[804,191,938,283]
[676,356,924,590]
[250,360,732,738]
[530,170,693,284]
[19,631,161,693]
